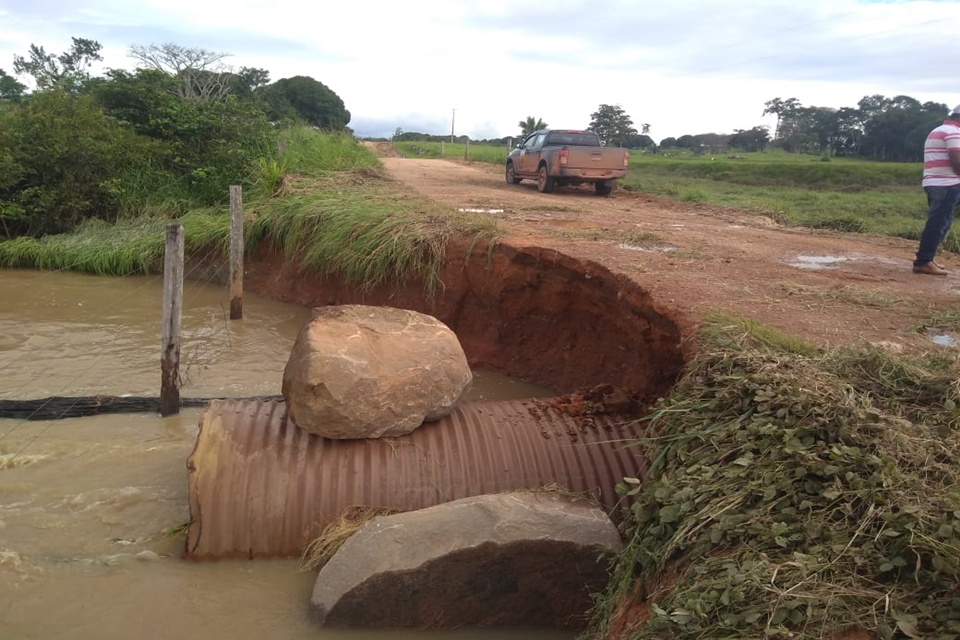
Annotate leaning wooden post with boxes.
[464,138,469,160]
[160,224,184,417]
[229,185,243,320]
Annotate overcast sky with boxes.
[2,0,959,142]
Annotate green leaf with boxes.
[659,504,681,523]
[894,612,921,638]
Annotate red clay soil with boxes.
[242,150,960,404]
[244,230,689,402]
[378,153,960,351]
[246,150,960,400]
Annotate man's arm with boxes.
[950,149,960,176]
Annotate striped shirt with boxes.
[923,119,960,187]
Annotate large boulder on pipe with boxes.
[309,491,623,629]
[282,304,472,439]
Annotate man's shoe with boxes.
[913,262,949,276]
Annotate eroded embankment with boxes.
[240,236,693,403]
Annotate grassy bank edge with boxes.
[0,171,502,296]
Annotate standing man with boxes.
[914,104,960,275]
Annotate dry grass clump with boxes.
[590,315,960,639]
[299,506,399,572]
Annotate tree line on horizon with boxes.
[390,95,951,161]
[0,37,352,238]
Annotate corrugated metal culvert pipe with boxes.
[185,396,647,560]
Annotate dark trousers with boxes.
[915,184,960,266]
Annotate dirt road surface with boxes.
[378,154,960,352]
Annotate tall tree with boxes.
[230,67,270,99]
[589,104,637,146]
[659,136,679,149]
[518,116,548,136]
[762,97,800,139]
[621,133,656,149]
[129,43,232,101]
[778,106,839,154]
[832,107,864,156]
[858,95,944,161]
[258,76,350,129]
[729,126,770,152]
[0,69,26,101]
[12,37,103,91]
[90,68,180,138]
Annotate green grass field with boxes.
[393,140,511,164]
[620,151,941,247]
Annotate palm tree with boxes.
[519,116,548,136]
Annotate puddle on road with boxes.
[927,332,959,348]
[788,255,850,270]
[619,243,676,253]
[787,253,907,272]
[458,207,505,214]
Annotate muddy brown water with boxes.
[0,269,570,640]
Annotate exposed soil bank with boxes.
[240,236,692,403]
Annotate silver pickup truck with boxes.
[505,129,629,195]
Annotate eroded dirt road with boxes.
[378,153,960,351]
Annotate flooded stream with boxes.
[0,269,567,640]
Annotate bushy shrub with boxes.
[0,90,164,237]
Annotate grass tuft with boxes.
[299,506,399,572]
[247,174,499,296]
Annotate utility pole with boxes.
[451,108,456,143]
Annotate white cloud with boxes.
[1,0,959,140]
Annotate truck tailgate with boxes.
[563,147,626,173]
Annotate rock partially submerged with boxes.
[282,305,472,439]
[310,491,622,629]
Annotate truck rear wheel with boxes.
[537,165,556,193]
[595,182,614,196]
[505,162,522,185]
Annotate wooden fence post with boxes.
[229,185,243,320]
[160,224,184,416]
[464,138,469,161]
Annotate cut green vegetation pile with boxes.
[592,318,960,639]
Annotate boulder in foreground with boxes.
[282,305,472,439]
[310,491,622,629]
